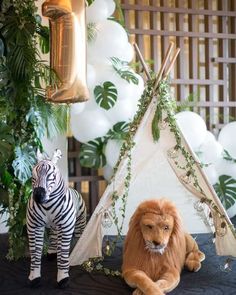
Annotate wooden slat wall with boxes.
[68,0,236,217]
[122,0,236,132]
[68,137,106,217]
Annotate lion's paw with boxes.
[185,259,201,272]
[132,288,143,295]
[185,251,204,272]
[146,285,164,295]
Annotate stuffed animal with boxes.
[122,198,205,295]
[26,149,86,288]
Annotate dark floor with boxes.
[0,230,236,295]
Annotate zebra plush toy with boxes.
[26,149,86,288]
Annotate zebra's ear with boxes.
[52,149,62,164]
[37,149,49,162]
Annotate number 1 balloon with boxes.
[42,0,89,103]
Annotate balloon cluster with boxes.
[175,111,236,217]
[70,0,144,180]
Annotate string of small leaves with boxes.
[152,79,236,239]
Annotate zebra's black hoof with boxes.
[47,252,57,261]
[57,277,69,289]
[28,277,41,288]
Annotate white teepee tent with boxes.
[70,43,236,266]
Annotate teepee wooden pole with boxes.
[153,41,174,91]
[163,48,180,78]
[133,43,151,80]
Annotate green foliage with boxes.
[87,22,98,42]
[107,121,129,140]
[0,0,68,259]
[94,81,118,110]
[222,150,236,163]
[111,57,139,85]
[152,108,161,142]
[80,138,106,168]
[214,175,236,210]
[0,123,14,163]
[12,146,36,184]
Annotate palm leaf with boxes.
[36,23,50,54]
[111,57,138,85]
[80,138,106,168]
[214,175,236,210]
[12,146,37,184]
[107,121,129,140]
[94,81,118,110]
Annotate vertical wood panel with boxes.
[204,1,214,129]
[229,0,236,120]
[175,0,185,101]
[150,0,159,72]
[188,0,198,113]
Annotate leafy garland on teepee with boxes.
[0,0,68,260]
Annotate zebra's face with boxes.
[32,160,58,204]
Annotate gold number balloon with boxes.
[42,0,89,103]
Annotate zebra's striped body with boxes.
[26,154,86,287]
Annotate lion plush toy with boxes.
[122,198,205,295]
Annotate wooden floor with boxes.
[0,232,236,295]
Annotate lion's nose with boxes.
[153,241,161,247]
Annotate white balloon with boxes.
[121,42,135,63]
[70,102,86,115]
[88,20,128,62]
[202,164,218,185]
[103,164,114,181]
[227,202,236,219]
[203,130,216,143]
[87,64,97,88]
[103,0,116,17]
[175,111,207,150]
[105,139,122,167]
[105,97,139,125]
[215,158,236,180]
[198,140,223,164]
[86,0,109,23]
[218,121,236,158]
[70,110,112,143]
[91,64,144,104]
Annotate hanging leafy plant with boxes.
[80,138,106,168]
[94,81,118,110]
[0,123,14,163]
[214,175,236,210]
[111,57,139,85]
[0,0,68,260]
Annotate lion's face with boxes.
[140,212,174,255]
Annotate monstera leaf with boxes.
[12,146,37,184]
[214,175,236,210]
[80,138,106,168]
[111,57,139,85]
[107,121,129,140]
[94,81,118,110]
